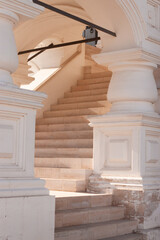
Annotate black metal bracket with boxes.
[18,37,101,56]
[32,0,116,37]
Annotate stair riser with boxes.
[35,168,92,179]
[43,109,96,118]
[35,139,93,148]
[45,179,86,192]
[35,131,93,140]
[56,194,112,211]
[51,102,104,111]
[35,158,93,170]
[55,220,137,240]
[84,72,112,79]
[58,95,107,104]
[35,148,93,158]
[77,77,110,85]
[71,83,109,92]
[55,207,124,228]
[36,123,91,132]
[36,116,88,125]
[64,89,107,98]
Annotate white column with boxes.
[0,4,55,240]
[108,61,157,113]
[0,8,19,86]
[88,49,160,236]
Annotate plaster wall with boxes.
[36,43,85,119]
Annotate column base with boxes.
[0,195,55,240]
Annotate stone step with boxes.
[71,82,109,92]
[77,77,110,86]
[58,94,107,104]
[36,116,89,125]
[36,123,91,132]
[35,139,93,148]
[35,167,92,179]
[44,178,86,192]
[102,233,143,240]
[43,108,97,118]
[35,130,93,139]
[64,88,107,98]
[35,158,93,170]
[55,194,112,211]
[55,220,138,240]
[35,147,93,158]
[84,71,112,79]
[56,206,125,228]
[50,101,105,111]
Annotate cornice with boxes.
[0,0,44,18]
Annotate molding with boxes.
[0,85,47,109]
[92,48,160,65]
[0,0,44,18]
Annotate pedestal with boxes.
[0,85,55,239]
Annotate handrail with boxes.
[33,0,116,37]
[18,37,100,55]
[28,43,54,62]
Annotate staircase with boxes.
[34,53,111,192]
[54,192,142,240]
[34,45,142,239]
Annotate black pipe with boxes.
[18,37,101,55]
[33,0,116,37]
[27,43,54,62]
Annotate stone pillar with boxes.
[0,5,54,240]
[89,49,160,239]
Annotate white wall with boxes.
[36,44,85,118]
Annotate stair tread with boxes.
[51,101,106,111]
[78,77,110,85]
[55,219,137,232]
[64,89,107,98]
[56,205,124,214]
[59,94,107,104]
[102,233,142,240]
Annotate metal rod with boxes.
[18,37,101,55]
[33,0,116,37]
[27,43,54,62]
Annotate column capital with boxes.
[92,48,160,66]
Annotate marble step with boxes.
[35,147,93,158]
[43,108,97,118]
[102,233,143,240]
[77,77,110,85]
[71,82,109,92]
[55,220,138,240]
[36,123,91,132]
[35,139,93,148]
[58,94,107,104]
[35,167,92,179]
[50,101,106,111]
[35,157,93,169]
[84,72,112,79]
[55,194,112,211]
[36,116,89,125]
[35,130,93,139]
[44,178,86,192]
[64,88,107,98]
[56,206,125,228]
